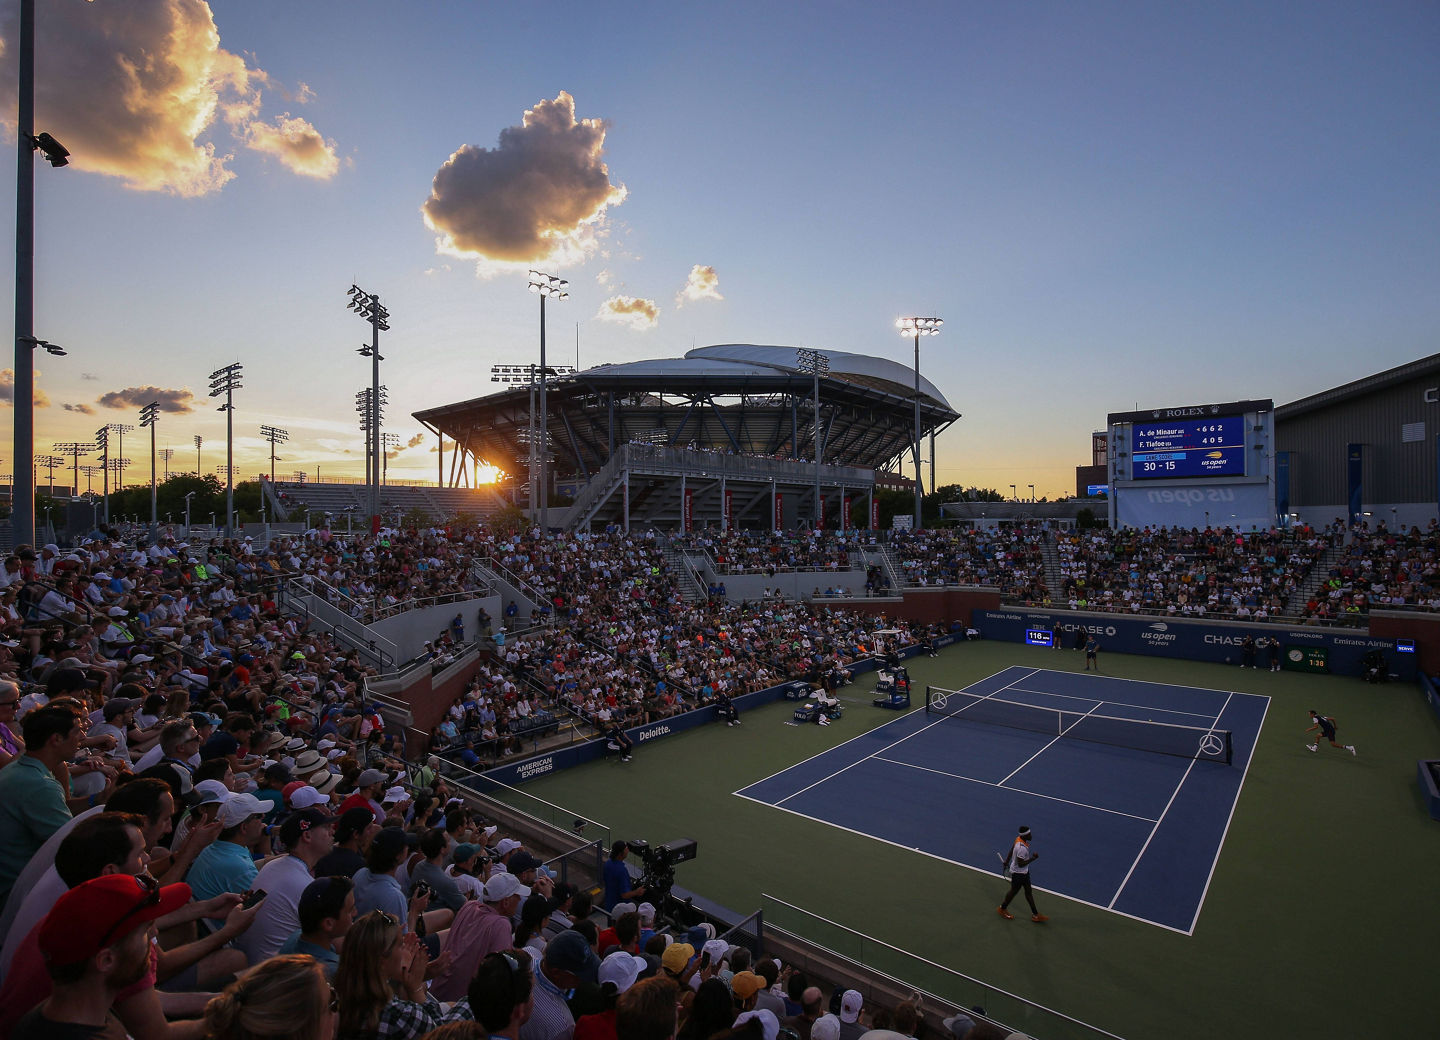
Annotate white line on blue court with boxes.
[995,698,1106,787]
[871,755,1159,822]
[1107,691,1235,909]
[998,684,1223,721]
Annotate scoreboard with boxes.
[1131,416,1245,479]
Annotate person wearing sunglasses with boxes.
[203,953,337,1040]
[8,872,189,1040]
[334,909,439,1040]
[0,678,24,770]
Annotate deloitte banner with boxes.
[975,609,1415,680]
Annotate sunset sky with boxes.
[0,0,1436,497]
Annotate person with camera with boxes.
[430,871,524,1003]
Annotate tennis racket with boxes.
[995,851,1011,880]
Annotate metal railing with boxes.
[761,895,1126,1040]
[433,755,611,849]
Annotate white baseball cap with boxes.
[599,951,647,993]
[290,786,330,810]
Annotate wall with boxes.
[369,595,501,660]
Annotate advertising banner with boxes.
[843,496,851,530]
[871,499,879,529]
[1347,443,1363,521]
[974,609,1414,680]
[682,487,693,532]
[723,489,733,531]
[774,492,783,531]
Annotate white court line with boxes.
[872,755,1158,822]
[730,789,1194,936]
[773,668,1042,807]
[995,697,1106,787]
[1186,693,1271,934]
[1108,691,1235,910]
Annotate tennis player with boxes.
[1084,636,1100,672]
[997,825,1048,922]
[1305,710,1356,755]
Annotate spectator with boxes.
[276,875,356,978]
[316,807,378,879]
[410,827,466,914]
[602,841,646,911]
[7,874,190,1040]
[201,953,334,1040]
[679,977,735,1040]
[518,929,600,1040]
[185,792,270,917]
[461,949,535,1035]
[838,990,866,1040]
[616,975,680,1040]
[0,705,83,913]
[430,871,521,1003]
[236,807,335,964]
[334,909,439,1040]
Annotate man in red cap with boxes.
[9,873,190,1040]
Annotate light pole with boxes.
[194,434,202,476]
[260,425,289,485]
[1010,484,1017,501]
[1028,484,1035,502]
[139,401,159,537]
[208,363,243,536]
[184,491,195,538]
[159,448,174,481]
[11,0,71,549]
[797,348,829,529]
[380,432,400,486]
[34,453,63,497]
[355,387,387,486]
[78,464,100,495]
[52,441,94,500]
[347,284,390,524]
[528,270,568,531]
[896,316,942,530]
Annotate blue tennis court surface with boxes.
[736,667,1268,934]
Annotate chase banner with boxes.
[975,609,1414,680]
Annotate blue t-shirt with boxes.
[188,840,259,908]
[602,858,632,911]
[278,931,341,978]
[353,868,407,921]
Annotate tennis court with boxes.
[735,666,1268,933]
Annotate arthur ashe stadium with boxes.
[411,343,960,529]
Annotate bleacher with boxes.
[270,480,509,523]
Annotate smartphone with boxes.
[241,889,267,910]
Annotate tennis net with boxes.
[925,685,1233,764]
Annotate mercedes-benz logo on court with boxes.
[1199,732,1226,756]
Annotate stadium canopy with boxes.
[413,343,960,488]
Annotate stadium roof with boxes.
[414,344,960,484]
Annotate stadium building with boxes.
[412,344,961,531]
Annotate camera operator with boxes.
[602,840,647,912]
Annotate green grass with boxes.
[514,642,1440,1040]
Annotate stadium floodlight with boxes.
[52,442,95,504]
[139,401,160,534]
[208,363,243,536]
[796,348,830,529]
[260,425,289,485]
[897,316,943,530]
[33,453,64,497]
[347,284,391,520]
[527,271,569,530]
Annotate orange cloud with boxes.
[0,0,337,196]
[597,295,658,330]
[97,386,195,413]
[676,265,723,306]
[0,369,49,408]
[422,91,627,266]
[242,114,339,179]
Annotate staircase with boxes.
[1281,543,1345,615]
[1039,541,1064,599]
[663,546,707,602]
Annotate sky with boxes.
[0,0,1435,498]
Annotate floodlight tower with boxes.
[260,425,289,485]
[380,432,400,486]
[34,453,63,497]
[159,448,174,480]
[139,401,159,535]
[78,464,100,495]
[527,270,568,531]
[208,363,243,536]
[796,349,830,529]
[52,441,95,501]
[194,434,202,475]
[895,316,942,530]
[347,284,390,522]
[355,387,387,486]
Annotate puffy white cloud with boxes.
[97,386,195,413]
[0,0,337,196]
[676,265,723,306]
[242,113,339,179]
[422,91,627,267]
[597,295,658,330]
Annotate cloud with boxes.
[386,432,427,459]
[97,386,195,413]
[421,91,627,267]
[0,369,49,407]
[82,372,100,381]
[676,265,723,306]
[241,113,339,178]
[0,0,338,196]
[63,402,95,414]
[597,295,659,330]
